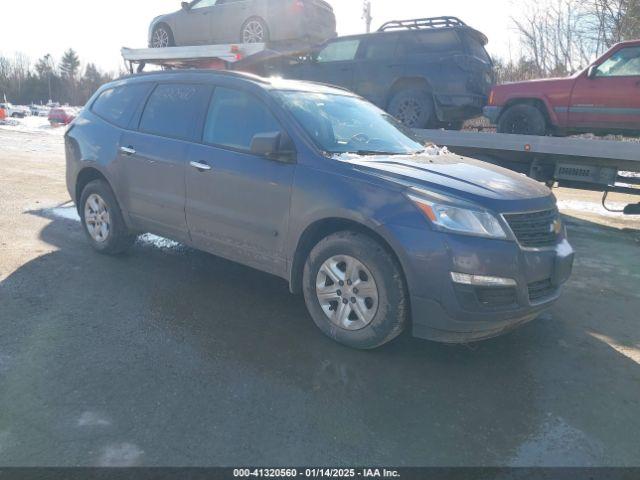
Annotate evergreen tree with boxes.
[60,49,80,80]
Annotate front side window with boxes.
[139,84,211,141]
[278,91,424,156]
[596,47,640,77]
[203,87,281,151]
[192,0,218,10]
[317,40,361,63]
[92,84,152,128]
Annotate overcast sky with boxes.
[0,0,521,73]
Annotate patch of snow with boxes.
[49,206,80,222]
[0,116,65,136]
[138,234,182,251]
[46,206,184,252]
[98,442,144,467]
[77,411,111,427]
[557,199,628,217]
[331,144,448,162]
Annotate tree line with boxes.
[0,49,116,106]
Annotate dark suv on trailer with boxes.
[266,17,494,129]
[65,70,573,349]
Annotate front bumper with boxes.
[483,106,502,124]
[388,225,574,344]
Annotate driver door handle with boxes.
[119,146,136,156]
[190,161,212,171]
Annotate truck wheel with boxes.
[388,88,434,129]
[241,17,269,44]
[151,24,175,48]
[79,180,136,255]
[498,104,548,136]
[302,231,408,350]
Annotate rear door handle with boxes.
[190,161,212,171]
[119,146,136,156]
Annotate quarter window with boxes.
[203,87,281,151]
[596,47,640,77]
[139,84,211,141]
[401,30,462,55]
[317,40,361,63]
[92,84,152,128]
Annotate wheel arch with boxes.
[75,166,111,214]
[386,77,434,109]
[500,97,558,127]
[288,217,410,298]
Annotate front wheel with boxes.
[303,231,408,350]
[497,104,548,136]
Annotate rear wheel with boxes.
[302,231,408,350]
[79,180,136,255]
[241,17,269,44]
[498,104,548,136]
[388,88,435,129]
[151,24,175,48]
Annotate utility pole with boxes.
[45,54,52,104]
[362,0,372,33]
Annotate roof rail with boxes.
[378,16,467,32]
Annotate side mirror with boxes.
[181,1,191,11]
[587,65,598,79]
[250,132,296,162]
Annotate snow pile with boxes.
[0,116,65,136]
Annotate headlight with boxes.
[408,192,508,239]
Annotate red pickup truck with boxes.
[484,40,640,136]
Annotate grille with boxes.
[504,209,560,248]
[528,279,557,302]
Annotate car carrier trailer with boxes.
[121,44,640,214]
[414,129,640,215]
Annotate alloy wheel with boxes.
[84,194,111,243]
[152,27,170,48]
[315,255,379,331]
[242,20,265,43]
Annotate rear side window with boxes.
[463,34,491,62]
[203,87,281,151]
[401,30,462,55]
[361,34,399,60]
[139,83,211,141]
[92,84,151,128]
[317,39,361,62]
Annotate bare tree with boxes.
[513,0,594,78]
[584,0,640,53]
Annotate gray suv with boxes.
[65,70,574,350]
[149,0,337,48]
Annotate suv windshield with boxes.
[277,91,425,156]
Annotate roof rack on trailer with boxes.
[378,16,467,32]
[121,43,268,73]
[121,40,320,74]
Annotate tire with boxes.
[387,88,435,129]
[302,231,408,350]
[497,104,548,136]
[79,180,136,255]
[151,24,175,48]
[241,17,269,44]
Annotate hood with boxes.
[494,76,576,97]
[340,153,552,208]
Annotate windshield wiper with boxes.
[351,150,404,156]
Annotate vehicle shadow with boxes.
[0,207,638,467]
